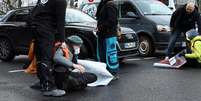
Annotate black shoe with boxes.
[112,73,120,81]
[30,82,42,91]
[82,72,97,84]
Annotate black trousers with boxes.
[54,65,97,91]
[34,27,55,90]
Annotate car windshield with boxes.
[65,9,96,23]
[134,0,172,15]
[0,10,13,22]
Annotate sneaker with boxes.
[30,82,42,91]
[43,89,66,97]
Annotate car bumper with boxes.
[118,49,139,58]
[154,31,186,50]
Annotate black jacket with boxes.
[31,0,67,42]
[170,5,201,34]
[96,0,118,38]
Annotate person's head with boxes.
[185,2,195,14]
[66,35,83,54]
[185,29,198,41]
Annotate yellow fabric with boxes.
[25,41,70,74]
[62,48,70,59]
[25,41,37,74]
[25,56,37,74]
[185,36,201,63]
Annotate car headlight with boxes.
[157,25,171,32]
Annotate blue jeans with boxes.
[166,30,182,57]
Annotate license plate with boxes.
[124,42,136,48]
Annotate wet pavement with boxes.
[1,56,201,101]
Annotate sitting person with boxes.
[53,35,97,91]
[180,29,201,67]
[24,36,97,91]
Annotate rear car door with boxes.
[6,9,33,53]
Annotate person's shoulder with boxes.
[106,1,115,6]
[106,1,117,8]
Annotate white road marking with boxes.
[125,57,156,61]
[8,69,25,73]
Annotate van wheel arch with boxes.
[138,33,155,56]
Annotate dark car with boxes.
[118,0,186,56]
[0,7,139,62]
[81,0,185,56]
[0,15,4,20]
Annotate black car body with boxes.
[0,7,139,61]
[117,0,185,56]
[81,0,185,56]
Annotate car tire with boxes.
[0,38,15,62]
[139,36,154,56]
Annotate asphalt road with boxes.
[1,55,201,101]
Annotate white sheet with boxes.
[78,60,114,87]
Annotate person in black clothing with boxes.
[161,2,201,64]
[30,0,67,97]
[96,0,119,79]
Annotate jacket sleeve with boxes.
[54,48,74,68]
[185,41,201,59]
[101,4,118,29]
[170,9,179,29]
[55,0,67,42]
[195,12,201,35]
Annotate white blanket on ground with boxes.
[78,60,114,87]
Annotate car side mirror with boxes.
[126,12,138,18]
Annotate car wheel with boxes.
[139,36,154,56]
[0,38,15,62]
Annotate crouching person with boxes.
[53,35,97,91]
[179,29,201,67]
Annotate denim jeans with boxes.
[166,30,182,57]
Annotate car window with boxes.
[120,1,138,18]
[7,9,29,22]
[134,0,172,15]
[65,9,96,23]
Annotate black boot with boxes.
[37,63,66,97]
[30,81,42,90]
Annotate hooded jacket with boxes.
[185,36,201,63]
[31,0,67,42]
[96,0,118,38]
[170,4,201,34]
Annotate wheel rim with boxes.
[0,39,10,59]
[139,39,149,55]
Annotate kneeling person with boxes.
[54,35,97,91]
[180,29,201,66]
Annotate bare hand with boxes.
[73,64,85,73]
[61,42,67,48]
